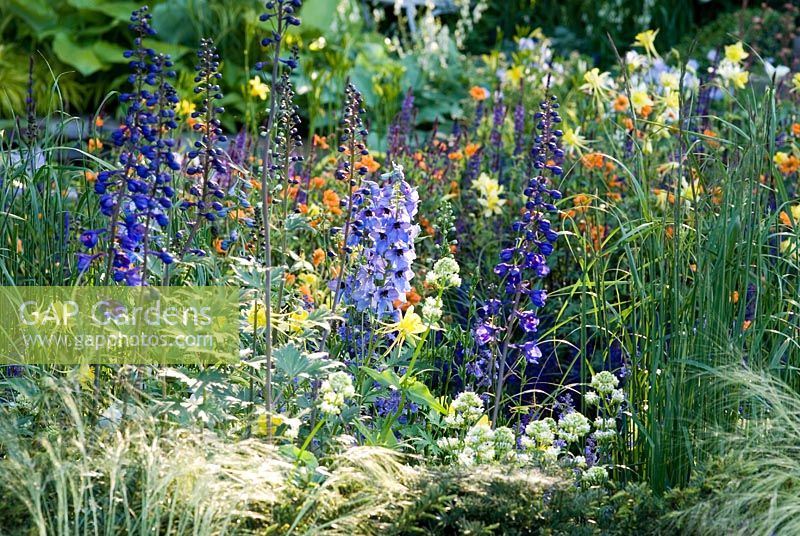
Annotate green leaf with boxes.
[65,0,141,20]
[405,380,447,414]
[361,367,402,390]
[279,444,318,468]
[91,41,129,64]
[298,0,339,34]
[274,343,332,379]
[52,33,105,76]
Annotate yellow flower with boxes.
[630,90,654,113]
[381,306,427,347]
[680,177,704,204]
[780,239,799,262]
[249,76,270,100]
[579,68,614,97]
[77,364,95,389]
[288,309,309,334]
[634,29,659,58]
[792,73,800,93]
[298,272,318,287]
[472,173,507,218]
[506,65,524,86]
[724,42,748,64]
[730,70,749,90]
[562,126,590,155]
[178,99,196,117]
[246,302,267,330]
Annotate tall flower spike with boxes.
[486,90,564,424]
[80,7,179,285]
[179,37,228,259]
[329,83,370,313]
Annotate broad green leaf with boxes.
[361,366,402,389]
[405,380,447,414]
[52,33,105,76]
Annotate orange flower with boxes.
[702,129,720,148]
[322,189,342,215]
[16,238,23,254]
[581,152,604,169]
[464,143,480,158]
[613,94,629,112]
[285,273,296,285]
[623,117,634,130]
[469,86,489,101]
[742,320,752,331]
[298,203,309,215]
[357,154,380,173]
[298,284,313,301]
[730,290,739,304]
[84,170,97,182]
[792,123,800,137]
[449,180,460,195]
[573,193,592,213]
[665,225,674,239]
[449,244,458,254]
[87,138,103,153]
[310,176,325,189]
[312,248,325,266]
[212,238,226,254]
[313,134,329,150]
[94,116,105,128]
[638,105,653,118]
[448,151,463,161]
[778,155,800,175]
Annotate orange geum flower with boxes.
[285,273,296,285]
[581,152,604,169]
[730,290,739,304]
[313,134,329,150]
[322,189,342,215]
[448,151,464,161]
[84,171,97,182]
[87,138,103,153]
[792,123,800,137]
[94,116,105,128]
[357,154,380,173]
[613,94,629,112]
[465,143,480,158]
[310,176,325,189]
[312,248,325,266]
[469,86,489,101]
[213,238,226,255]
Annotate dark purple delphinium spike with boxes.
[80,6,179,285]
[489,90,506,172]
[178,37,228,260]
[479,89,564,425]
[387,88,415,159]
[329,83,370,314]
[24,55,38,148]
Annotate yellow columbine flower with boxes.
[579,68,614,96]
[382,306,427,347]
[730,70,749,90]
[562,126,590,155]
[288,309,309,334]
[249,76,270,100]
[680,178,704,204]
[724,42,748,64]
[298,272,318,286]
[472,173,507,218]
[634,29,659,58]
[506,65,524,86]
[246,302,267,330]
[630,90,653,113]
[791,73,800,93]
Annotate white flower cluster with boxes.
[593,417,617,445]
[426,257,461,289]
[557,411,591,443]
[319,371,355,416]
[582,465,609,486]
[460,422,496,466]
[421,296,443,325]
[585,371,625,409]
[444,391,484,429]
[523,418,556,448]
